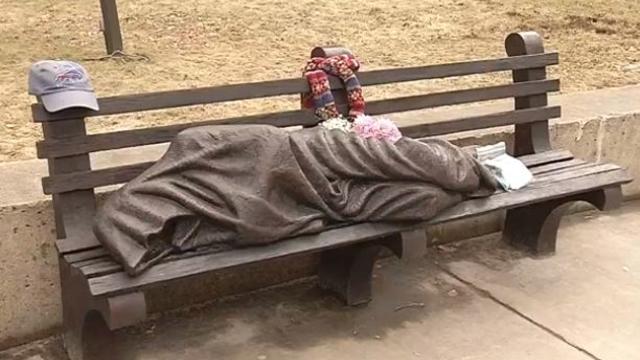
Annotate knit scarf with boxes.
[302,55,365,121]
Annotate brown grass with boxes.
[1,0,639,162]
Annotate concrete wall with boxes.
[0,108,638,350]
[0,201,59,349]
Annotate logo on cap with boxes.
[55,63,85,85]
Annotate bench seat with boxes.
[62,150,631,300]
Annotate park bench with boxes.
[32,32,632,360]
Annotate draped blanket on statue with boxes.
[94,125,497,275]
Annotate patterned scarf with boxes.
[302,55,365,121]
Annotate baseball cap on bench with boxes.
[28,60,99,113]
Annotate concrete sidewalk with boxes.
[3,201,638,360]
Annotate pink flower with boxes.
[352,115,402,143]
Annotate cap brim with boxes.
[41,90,99,113]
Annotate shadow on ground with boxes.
[111,259,471,359]
[0,258,474,360]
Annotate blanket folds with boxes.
[94,125,497,276]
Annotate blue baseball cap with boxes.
[28,60,99,112]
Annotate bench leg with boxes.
[318,243,382,306]
[59,261,147,360]
[63,308,114,360]
[503,186,623,255]
[60,262,114,360]
[318,229,427,306]
[382,229,429,263]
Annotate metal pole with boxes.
[99,0,123,54]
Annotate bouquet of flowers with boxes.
[319,115,403,144]
[351,115,402,143]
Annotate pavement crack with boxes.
[437,264,603,360]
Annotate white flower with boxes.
[319,116,353,133]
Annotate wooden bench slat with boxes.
[80,259,121,277]
[529,158,587,175]
[364,79,559,118]
[518,149,573,167]
[358,53,558,87]
[78,259,124,278]
[36,79,559,159]
[44,161,156,195]
[531,162,607,181]
[402,106,560,138]
[56,237,101,255]
[64,247,110,263]
[81,261,118,278]
[72,257,112,269]
[32,53,559,122]
[37,110,318,159]
[87,164,630,297]
[529,163,621,186]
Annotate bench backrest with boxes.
[33,31,559,254]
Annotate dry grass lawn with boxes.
[1,0,639,161]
